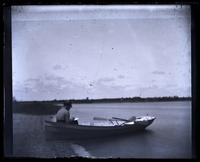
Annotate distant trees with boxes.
[17,96,191,104]
[68,96,191,103]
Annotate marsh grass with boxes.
[13,102,60,115]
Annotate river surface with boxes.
[13,101,192,159]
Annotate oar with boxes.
[93,117,112,121]
[112,117,130,122]
[93,117,126,121]
[112,116,137,122]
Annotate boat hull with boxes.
[44,118,155,140]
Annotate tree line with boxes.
[14,96,191,104]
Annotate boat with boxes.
[44,116,156,140]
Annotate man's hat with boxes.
[64,101,72,107]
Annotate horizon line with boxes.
[14,96,192,102]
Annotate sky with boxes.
[12,5,191,101]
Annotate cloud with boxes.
[53,65,62,70]
[118,75,125,79]
[14,73,91,100]
[13,72,191,100]
[96,77,115,84]
[90,83,129,99]
[167,84,177,87]
[152,71,165,75]
[26,78,40,82]
[43,73,64,82]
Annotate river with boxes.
[13,101,192,158]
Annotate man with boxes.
[55,101,75,124]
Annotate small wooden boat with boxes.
[44,116,156,140]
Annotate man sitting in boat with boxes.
[55,101,78,124]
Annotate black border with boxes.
[3,6,13,157]
[2,0,200,160]
[191,4,199,160]
[2,0,200,5]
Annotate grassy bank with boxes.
[13,102,60,115]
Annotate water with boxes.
[13,101,192,158]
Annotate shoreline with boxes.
[15,97,191,104]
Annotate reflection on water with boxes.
[70,129,155,143]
